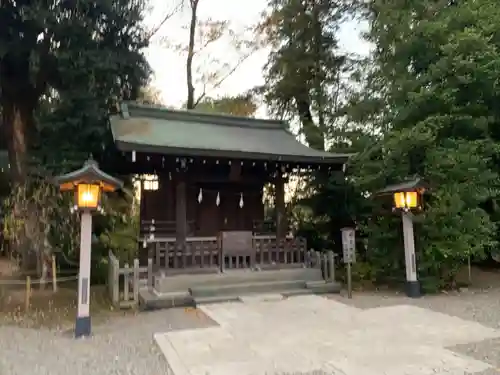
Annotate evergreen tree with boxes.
[1,0,151,179]
[261,0,347,150]
[351,0,500,289]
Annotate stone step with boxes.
[189,279,307,298]
[193,290,315,306]
[192,294,242,306]
[281,288,316,297]
[155,268,323,294]
[140,281,341,311]
[139,289,194,311]
[306,280,342,294]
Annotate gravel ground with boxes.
[329,287,500,375]
[3,284,500,374]
[0,307,215,375]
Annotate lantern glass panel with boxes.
[77,184,100,209]
[405,191,418,208]
[394,192,406,208]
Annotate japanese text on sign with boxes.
[341,228,356,263]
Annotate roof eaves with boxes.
[54,160,124,189]
[376,177,428,195]
[115,140,352,165]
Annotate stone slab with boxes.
[238,293,284,303]
[154,295,500,375]
[156,268,324,294]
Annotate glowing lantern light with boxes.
[393,191,418,210]
[77,184,101,209]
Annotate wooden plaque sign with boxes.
[221,231,253,255]
[341,227,356,263]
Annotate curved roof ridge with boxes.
[121,101,287,130]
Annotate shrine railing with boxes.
[152,237,221,274]
[149,235,308,273]
[252,236,307,268]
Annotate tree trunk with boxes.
[312,3,326,151]
[1,100,30,184]
[295,96,325,151]
[39,239,52,290]
[186,0,199,110]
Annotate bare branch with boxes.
[193,82,207,107]
[193,51,255,106]
[148,0,185,41]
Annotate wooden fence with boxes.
[309,250,336,282]
[149,235,309,274]
[108,251,153,308]
[153,237,221,272]
[253,236,307,268]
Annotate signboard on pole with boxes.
[341,227,356,264]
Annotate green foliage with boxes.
[348,0,500,289]
[2,177,79,272]
[350,262,376,284]
[264,0,500,291]
[98,190,140,264]
[261,0,348,149]
[195,93,258,117]
[1,0,151,278]
[1,0,151,181]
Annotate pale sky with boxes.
[144,0,371,110]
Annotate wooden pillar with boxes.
[139,178,150,263]
[175,176,187,244]
[275,172,286,241]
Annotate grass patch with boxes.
[0,282,134,330]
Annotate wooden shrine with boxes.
[110,102,351,275]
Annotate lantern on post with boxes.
[376,178,427,298]
[54,159,123,338]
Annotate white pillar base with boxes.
[76,211,92,338]
[402,212,421,298]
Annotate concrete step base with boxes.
[140,283,341,310]
[139,289,194,311]
[281,288,317,297]
[139,268,340,311]
[155,267,323,294]
[192,294,242,306]
[190,280,307,298]
[306,280,342,294]
[192,289,316,306]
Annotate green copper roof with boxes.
[110,102,352,164]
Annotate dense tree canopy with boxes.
[262,0,500,290]
[0,0,151,279]
[0,0,151,179]
[347,0,500,288]
[261,0,348,150]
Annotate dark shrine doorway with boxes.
[196,182,256,235]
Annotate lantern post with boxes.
[54,159,123,338]
[377,178,427,298]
